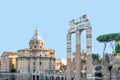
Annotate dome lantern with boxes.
[35,28,39,36]
[29,28,44,50]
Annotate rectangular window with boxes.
[33,62,35,65]
[40,61,41,65]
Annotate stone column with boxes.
[21,58,23,72]
[67,33,72,80]
[20,58,22,72]
[49,58,51,71]
[30,58,32,72]
[86,27,93,78]
[76,30,81,80]
[36,57,39,72]
[23,58,25,72]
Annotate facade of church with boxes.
[16,29,56,73]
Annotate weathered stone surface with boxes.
[67,15,93,80]
[14,73,31,80]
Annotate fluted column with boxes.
[67,33,72,80]
[76,30,81,80]
[86,27,93,77]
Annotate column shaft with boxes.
[67,33,72,80]
[76,31,81,80]
[30,58,32,72]
[86,27,93,77]
[21,58,23,72]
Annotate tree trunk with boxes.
[103,43,106,66]
[110,41,115,55]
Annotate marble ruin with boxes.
[66,14,93,80]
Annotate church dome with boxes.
[29,28,44,50]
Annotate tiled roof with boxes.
[1,51,17,57]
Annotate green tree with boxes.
[108,33,118,52]
[97,33,118,56]
[92,54,100,60]
[115,34,120,42]
[92,54,102,63]
[115,44,120,54]
[115,34,120,55]
[11,68,16,73]
[97,34,109,58]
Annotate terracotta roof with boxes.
[1,51,17,57]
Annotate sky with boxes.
[0,0,120,58]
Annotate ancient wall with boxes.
[0,74,14,80]
[14,73,31,80]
